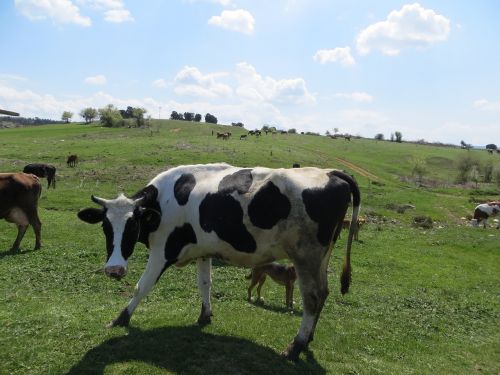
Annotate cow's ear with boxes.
[140,208,161,232]
[78,208,104,224]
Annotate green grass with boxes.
[0,121,499,374]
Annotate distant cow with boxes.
[472,202,500,228]
[77,163,361,361]
[0,173,42,251]
[240,135,247,140]
[67,154,78,167]
[341,217,365,240]
[292,163,300,168]
[23,163,56,189]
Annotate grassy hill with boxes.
[0,121,499,374]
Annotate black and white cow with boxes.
[472,202,500,228]
[77,163,360,360]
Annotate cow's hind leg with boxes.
[108,249,166,328]
[197,257,213,325]
[283,255,329,361]
[11,224,28,251]
[28,211,42,250]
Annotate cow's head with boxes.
[77,194,161,279]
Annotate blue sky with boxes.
[1,0,499,145]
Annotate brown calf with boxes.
[67,154,78,167]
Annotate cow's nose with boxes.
[105,266,126,279]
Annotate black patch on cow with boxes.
[102,215,114,261]
[156,224,198,282]
[248,181,291,229]
[164,223,197,262]
[132,185,162,247]
[174,173,196,206]
[199,192,256,253]
[218,169,253,194]
[121,216,141,260]
[302,172,351,246]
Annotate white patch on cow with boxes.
[104,194,136,270]
[6,207,29,226]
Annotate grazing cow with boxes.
[292,163,300,168]
[77,163,360,360]
[472,202,500,228]
[240,135,247,140]
[0,173,42,251]
[23,163,56,189]
[67,154,78,167]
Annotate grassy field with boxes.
[0,121,499,374]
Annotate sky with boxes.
[1,0,499,145]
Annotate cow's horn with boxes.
[91,195,109,206]
[133,196,145,206]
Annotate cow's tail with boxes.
[331,170,361,295]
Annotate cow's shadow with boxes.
[249,299,302,316]
[65,325,325,374]
[0,247,37,259]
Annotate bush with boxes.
[456,155,480,184]
[99,104,123,128]
[413,216,433,229]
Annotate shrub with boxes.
[99,104,123,128]
[413,216,433,229]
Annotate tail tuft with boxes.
[340,262,351,295]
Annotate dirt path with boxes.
[335,157,380,181]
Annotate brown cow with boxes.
[0,173,42,251]
[67,154,78,167]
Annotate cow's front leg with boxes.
[108,249,166,328]
[196,257,213,325]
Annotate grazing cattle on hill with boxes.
[472,202,500,228]
[23,163,56,189]
[77,163,361,360]
[67,154,78,167]
[0,173,42,251]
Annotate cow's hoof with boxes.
[107,308,130,328]
[34,245,41,250]
[197,314,212,326]
[282,339,307,362]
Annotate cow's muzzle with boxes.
[105,266,126,279]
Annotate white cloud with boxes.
[235,62,315,105]
[335,92,373,102]
[77,0,133,23]
[313,47,355,66]
[185,0,234,6]
[104,9,133,23]
[0,74,28,82]
[356,3,450,56]
[208,9,255,35]
[15,0,92,27]
[174,66,232,99]
[473,99,500,112]
[84,75,107,85]
[152,79,168,89]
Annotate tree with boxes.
[486,144,497,150]
[132,107,147,127]
[394,131,402,143]
[410,156,428,184]
[460,140,471,150]
[170,111,181,120]
[62,111,73,123]
[456,155,480,184]
[183,112,194,121]
[194,113,202,122]
[205,113,218,124]
[288,128,297,134]
[333,127,339,134]
[374,133,384,141]
[484,160,494,183]
[79,107,98,123]
[231,122,244,127]
[390,133,394,142]
[98,104,123,128]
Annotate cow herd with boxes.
[1,154,499,361]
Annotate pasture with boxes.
[0,121,499,374]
